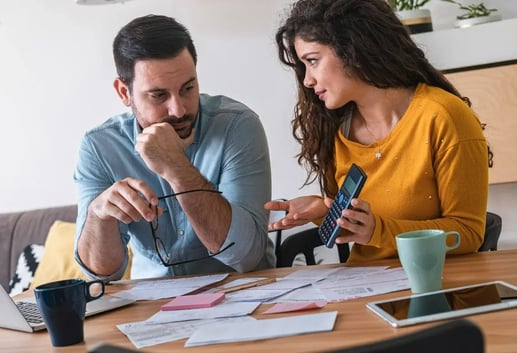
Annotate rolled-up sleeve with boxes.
[203,105,274,272]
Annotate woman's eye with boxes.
[307,58,317,65]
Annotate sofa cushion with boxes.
[30,221,132,289]
[1,205,78,290]
[8,244,45,296]
[30,221,87,288]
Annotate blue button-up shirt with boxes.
[73,94,275,281]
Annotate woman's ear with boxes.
[113,78,131,107]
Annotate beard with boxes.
[131,103,196,139]
[161,115,196,139]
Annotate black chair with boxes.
[326,319,484,353]
[479,211,502,251]
[269,198,350,267]
[274,211,502,267]
[276,227,350,267]
[268,202,288,261]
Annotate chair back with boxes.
[270,204,502,266]
[326,319,484,353]
[479,212,502,251]
[276,227,350,267]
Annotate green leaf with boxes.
[441,0,498,19]
[389,0,431,11]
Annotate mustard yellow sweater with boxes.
[332,83,488,263]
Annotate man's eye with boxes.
[181,85,195,95]
[150,93,166,100]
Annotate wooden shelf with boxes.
[410,19,517,184]
[446,63,517,184]
[412,18,517,71]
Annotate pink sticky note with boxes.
[263,301,328,314]
[161,292,226,311]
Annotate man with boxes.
[73,15,275,282]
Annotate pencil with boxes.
[218,277,276,294]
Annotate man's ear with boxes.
[113,77,131,107]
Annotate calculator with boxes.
[319,163,367,248]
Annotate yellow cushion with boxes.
[30,221,132,288]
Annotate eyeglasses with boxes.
[149,188,235,267]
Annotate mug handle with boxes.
[84,280,105,302]
[444,231,461,252]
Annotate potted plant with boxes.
[441,0,501,28]
[388,0,434,34]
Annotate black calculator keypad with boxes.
[319,191,350,243]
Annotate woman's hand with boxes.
[265,195,328,230]
[334,198,375,245]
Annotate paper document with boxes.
[113,273,228,300]
[118,316,255,349]
[185,311,338,347]
[269,266,407,303]
[224,278,315,302]
[145,301,261,324]
[263,301,327,314]
[268,283,328,302]
[313,267,409,301]
[282,267,342,281]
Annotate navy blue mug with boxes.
[34,278,105,346]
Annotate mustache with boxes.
[162,115,195,126]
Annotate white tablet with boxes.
[366,280,517,327]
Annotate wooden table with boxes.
[2,249,517,353]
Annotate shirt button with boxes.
[179,230,185,235]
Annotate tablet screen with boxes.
[367,281,517,327]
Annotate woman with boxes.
[265,0,489,262]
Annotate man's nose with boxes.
[167,95,186,118]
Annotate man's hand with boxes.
[89,177,158,224]
[135,123,195,178]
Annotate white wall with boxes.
[1,0,516,248]
[0,0,313,210]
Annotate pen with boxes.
[217,278,276,294]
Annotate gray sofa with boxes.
[0,205,77,289]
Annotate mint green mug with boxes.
[396,229,460,294]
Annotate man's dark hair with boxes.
[113,14,197,91]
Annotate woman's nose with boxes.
[303,72,316,88]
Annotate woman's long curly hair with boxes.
[275,0,471,195]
